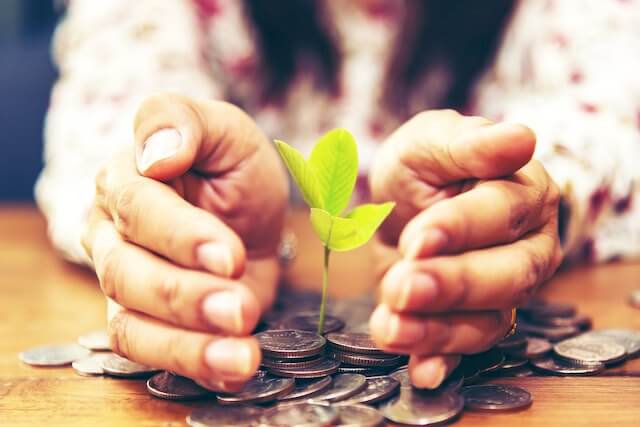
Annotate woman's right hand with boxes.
[81,94,289,391]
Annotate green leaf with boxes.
[310,202,395,252]
[274,140,323,209]
[308,128,358,216]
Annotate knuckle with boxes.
[507,197,530,241]
[156,273,184,325]
[108,310,132,358]
[97,246,120,301]
[112,180,146,237]
[512,248,546,305]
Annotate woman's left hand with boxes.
[368,110,563,388]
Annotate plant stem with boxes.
[317,245,331,335]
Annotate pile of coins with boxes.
[19,295,640,426]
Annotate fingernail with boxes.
[138,128,182,173]
[202,291,244,333]
[404,229,448,259]
[370,305,424,346]
[197,243,234,277]
[205,338,254,379]
[413,360,447,389]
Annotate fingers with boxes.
[107,303,260,390]
[408,354,461,389]
[398,111,537,185]
[83,211,261,334]
[134,94,263,180]
[96,152,246,277]
[369,304,512,355]
[381,221,562,313]
[399,161,557,258]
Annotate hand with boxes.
[82,94,288,391]
[368,110,562,388]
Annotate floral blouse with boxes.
[36,0,640,266]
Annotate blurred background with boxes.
[0,0,60,201]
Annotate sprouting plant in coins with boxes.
[275,129,395,334]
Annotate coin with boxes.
[500,355,528,370]
[307,373,367,403]
[327,349,405,368]
[495,333,527,353]
[528,313,592,330]
[463,348,505,374]
[583,329,640,358]
[217,376,295,405]
[379,389,464,426]
[334,404,384,427]
[517,321,581,341]
[262,356,324,370]
[489,366,534,377]
[337,366,392,376]
[389,367,463,393]
[77,330,111,351]
[101,354,160,378]
[187,405,262,427]
[280,312,345,334]
[268,358,340,379]
[629,289,640,309]
[520,302,576,318]
[19,344,90,367]
[523,337,553,359]
[337,376,399,405]
[461,384,532,411]
[256,330,326,359]
[326,333,383,354]
[278,377,333,402]
[72,352,113,376]
[530,356,604,375]
[554,336,626,365]
[260,402,338,427]
[146,371,212,400]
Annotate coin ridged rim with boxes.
[530,356,604,375]
[307,373,367,403]
[327,349,405,368]
[217,376,295,405]
[553,337,627,365]
[337,366,392,376]
[267,358,341,379]
[71,352,113,376]
[325,333,384,355]
[277,376,333,401]
[461,384,532,411]
[337,376,400,405]
[262,356,324,370]
[146,371,212,401]
[255,330,326,358]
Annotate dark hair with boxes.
[246,0,515,112]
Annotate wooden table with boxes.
[1,205,640,427]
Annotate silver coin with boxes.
[280,312,345,334]
[267,358,340,379]
[217,376,295,405]
[278,376,333,402]
[495,333,527,353]
[19,343,90,367]
[187,405,262,427]
[389,367,463,393]
[521,302,576,318]
[326,333,383,354]
[461,384,532,411]
[260,402,338,427]
[255,330,326,359]
[307,374,367,403]
[379,389,464,426]
[337,376,399,405]
[327,349,405,368]
[101,354,160,378]
[554,336,626,364]
[146,371,212,400]
[72,352,114,376]
[523,337,553,359]
[500,355,528,370]
[334,404,383,427]
[528,313,592,330]
[530,356,604,375]
[262,356,324,370]
[77,330,111,351]
[517,321,581,341]
[582,329,640,358]
[489,366,534,377]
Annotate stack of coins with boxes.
[19,293,640,427]
[325,332,408,376]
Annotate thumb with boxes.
[134,94,259,180]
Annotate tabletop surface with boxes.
[1,204,640,427]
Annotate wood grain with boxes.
[1,205,640,426]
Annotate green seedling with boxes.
[274,128,395,334]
